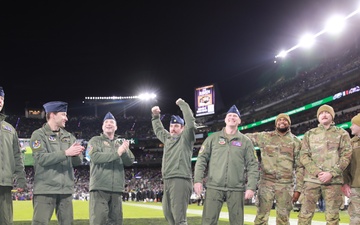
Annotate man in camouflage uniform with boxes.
[194,105,259,225]
[246,113,303,225]
[151,98,195,225]
[342,113,360,225]
[298,104,352,225]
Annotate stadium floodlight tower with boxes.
[83,93,157,117]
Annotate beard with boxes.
[276,126,289,133]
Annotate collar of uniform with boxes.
[317,122,335,130]
[43,123,64,135]
[0,113,5,121]
[100,133,120,141]
[221,127,241,139]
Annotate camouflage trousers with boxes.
[298,182,342,225]
[348,187,360,225]
[254,180,293,225]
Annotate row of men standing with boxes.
[152,98,359,225]
[1,83,360,225]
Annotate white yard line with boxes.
[123,202,348,225]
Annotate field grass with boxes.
[13,200,350,224]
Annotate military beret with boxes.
[43,101,68,113]
[0,86,4,97]
[227,105,241,117]
[170,115,184,126]
[103,112,116,122]
[351,113,360,127]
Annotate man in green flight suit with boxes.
[88,112,135,225]
[0,86,26,225]
[151,98,196,225]
[194,105,259,225]
[31,101,84,225]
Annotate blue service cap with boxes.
[103,112,116,122]
[227,105,241,117]
[0,86,4,97]
[170,115,184,126]
[43,101,68,113]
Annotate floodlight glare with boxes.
[138,93,156,100]
[299,34,315,48]
[275,50,287,58]
[325,15,346,34]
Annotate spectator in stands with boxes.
[298,104,352,225]
[194,105,259,225]
[151,98,196,225]
[30,101,84,225]
[245,113,303,225]
[0,86,26,225]
[88,112,135,225]
[342,113,360,225]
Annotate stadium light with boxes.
[275,6,360,58]
[137,93,156,100]
[324,15,346,34]
[298,33,315,48]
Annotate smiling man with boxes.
[31,101,84,225]
[194,105,259,225]
[245,113,303,225]
[151,98,196,225]
[88,112,135,225]
[298,104,352,225]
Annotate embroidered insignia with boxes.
[103,141,110,147]
[61,137,70,143]
[32,140,41,149]
[49,136,56,141]
[2,125,12,132]
[219,138,226,145]
[199,145,205,154]
[231,141,242,147]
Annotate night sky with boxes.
[2,1,359,116]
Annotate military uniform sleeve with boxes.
[88,137,119,164]
[293,136,304,192]
[194,136,212,183]
[300,131,322,177]
[31,130,68,167]
[121,148,135,166]
[244,137,259,191]
[245,132,261,147]
[13,131,26,189]
[70,136,83,167]
[329,129,352,178]
[178,99,196,142]
[151,114,168,143]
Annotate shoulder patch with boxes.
[32,140,41,149]
[199,145,205,154]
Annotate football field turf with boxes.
[13,200,350,224]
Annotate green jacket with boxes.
[343,136,360,188]
[194,128,259,191]
[246,130,304,192]
[31,123,82,194]
[0,113,26,189]
[88,134,135,192]
[151,100,195,180]
[300,123,352,184]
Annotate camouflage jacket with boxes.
[300,123,352,184]
[343,136,360,187]
[246,130,304,192]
